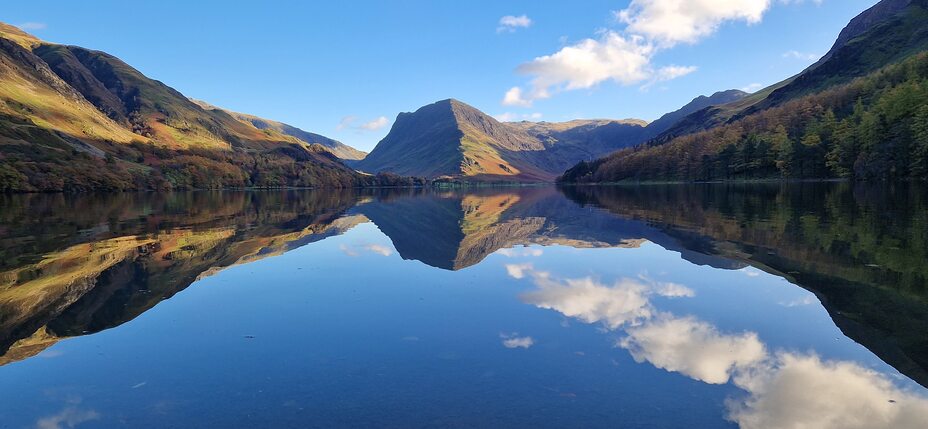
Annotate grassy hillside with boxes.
[0,23,383,192]
[191,99,367,161]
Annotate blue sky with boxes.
[6,0,876,152]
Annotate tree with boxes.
[912,105,928,177]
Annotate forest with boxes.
[560,52,928,183]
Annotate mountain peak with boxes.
[825,0,913,61]
[357,99,652,181]
[0,22,41,49]
[642,89,750,140]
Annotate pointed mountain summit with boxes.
[355,99,647,181]
[356,99,548,180]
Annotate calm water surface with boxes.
[0,184,927,428]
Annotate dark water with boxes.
[1,184,927,428]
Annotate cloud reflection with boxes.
[521,274,653,329]
[728,353,928,429]
[620,315,766,384]
[500,333,535,349]
[36,406,99,429]
[514,264,928,428]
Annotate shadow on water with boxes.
[1,183,926,389]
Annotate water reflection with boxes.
[0,191,359,365]
[0,184,926,427]
[510,260,928,428]
[560,183,928,388]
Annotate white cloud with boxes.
[517,268,701,330]
[364,244,393,257]
[620,314,767,384]
[502,87,534,107]
[740,82,764,92]
[497,247,544,257]
[500,333,535,349]
[654,281,695,298]
[360,116,389,131]
[505,263,534,279]
[338,244,359,257]
[641,65,699,90]
[17,22,47,31]
[521,274,654,329]
[36,407,100,429]
[779,294,818,307]
[338,115,390,132]
[504,0,802,104]
[495,112,518,122]
[782,49,819,61]
[336,116,357,131]
[341,243,393,257]
[498,15,532,33]
[655,65,698,81]
[512,32,657,105]
[494,112,543,122]
[728,353,928,429]
[616,0,770,47]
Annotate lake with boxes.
[1,184,927,428]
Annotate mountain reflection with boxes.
[0,191,361,365]
[559,183,928,388]
[1,183,927,399]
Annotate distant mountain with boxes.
[640,89,748,141]
[354,99,647,181]
[561,0,928,183]
[190,99,367,161]
[655,0,928,141]
[0,22,379,191]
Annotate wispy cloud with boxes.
[360,116,389,131]
[338,244,359,257]
[36,406,99,429]
[740,83,764,93]
[340,243,394,257]
[336,116,357,131]
[494,112,543,122]
[497,15,532,33]
[782,50,819,61]
[17,22,47,31]
[500,332,535,348]
[363,244,393,257]
[337,115,390,132]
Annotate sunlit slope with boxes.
[561,0,928,183]
[654,0,928,141]
[0,22,372,191]
[0,194,364,365]
[356,99,647,182]
[191,99,367,161]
